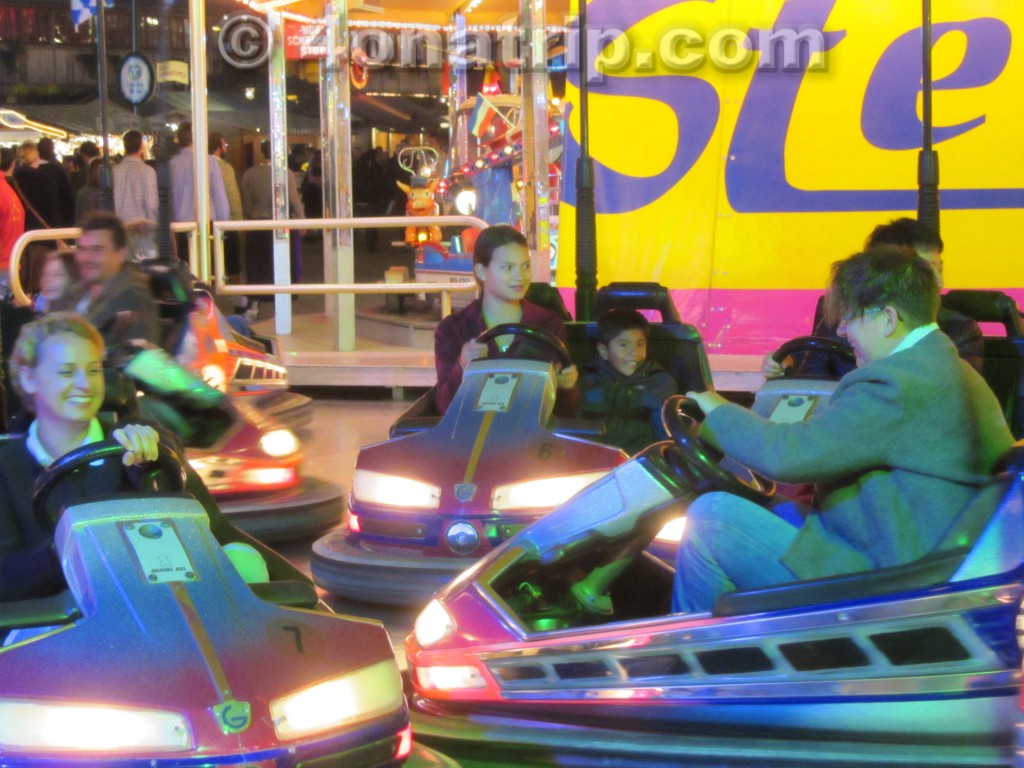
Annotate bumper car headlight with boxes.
[414,598,456,649]
[654,516,687,543]
[270,659,404,741]
[259,428,299,457]
[491,470,609,511]
[353,469,441,510]
[415,664,487,691]
[0,700,192,753]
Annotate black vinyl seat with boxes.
[568,282,712,394]
[941,290,1024,437]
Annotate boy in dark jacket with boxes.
[579,308,678,454]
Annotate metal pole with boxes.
[321,0,355,350]
[188,0,211,281]
[917,0,940,234]
[521,0,552,282]
[95,1,114,212]
[268,11,292,333]
[574,0,597,321]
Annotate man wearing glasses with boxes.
[672,246,1013,614]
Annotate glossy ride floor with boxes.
[275,390,422,655]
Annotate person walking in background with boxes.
[36,137,75,227]
[70,141,100,197]
[113,130,159,261]
[169,122,229,262]
[240,140,303,303]
[300,149,323,224]
[209,133,243,280]
[0,146,26,299]
[11,142,62,294]
[74,158,106,223]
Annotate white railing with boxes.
[8,215,484,318]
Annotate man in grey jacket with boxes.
[672,246,1013,613]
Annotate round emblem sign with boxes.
[119,52,155,106]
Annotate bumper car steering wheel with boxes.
[772,335,856,377]
[661,395,775,505]
[34,438,188,531]
[477,323,572,368]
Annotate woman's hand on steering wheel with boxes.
[112,424,160,466]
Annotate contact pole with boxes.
[917,0,940,234]
[574,0,597,321]
[96,0,114,212]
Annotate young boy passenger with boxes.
[579,308,678,455]
[672,247,1012,614]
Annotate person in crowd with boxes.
[209,132,243,280]
[113,129,159,261]
[0,146,25,299]
[763,217,983,379]
[672,247,1013,614]
[169,121,229,261]
[70,141,100,196]
[240,140,304,300]
[579,308,678,454]
[0,312,300,608]
[11,142,62,294]
[353,147,388,253]
[51,211,159,349]
[301,149,323,224]
[74,157,105,222]
[434,224,578,415]
[36,137,75,228]
[33,250,77,314]
[287,146,307,283]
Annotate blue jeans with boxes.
[672,492,801,613]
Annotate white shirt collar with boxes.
[27,418,105,468]
[891,323,939,356]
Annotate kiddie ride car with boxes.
[406,395,1024,767]
[0,439,426,768]
[311,324,628,606]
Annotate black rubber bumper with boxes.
[311,529,472,606]
[219,476,344,543]
[409,698,1009,768]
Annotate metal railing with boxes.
[8,215,485,319]
[210,214,485,318]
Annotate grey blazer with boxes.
[702,330,1014,580]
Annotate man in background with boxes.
[169,122,229,262]
[209,132,243,281]
[113,130,159,261]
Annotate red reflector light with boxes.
[396,725,413,759]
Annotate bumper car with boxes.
[311,324,628,606]
[405,395,1024,766]
[0,439,414,767]
[111,348,342,544]
[168,280,313,433]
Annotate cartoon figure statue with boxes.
[396,146,443,246]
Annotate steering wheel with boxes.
[661,395,775,504]
[772,335,855,378]
[33,438,188,531]
[477,323,572,369]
